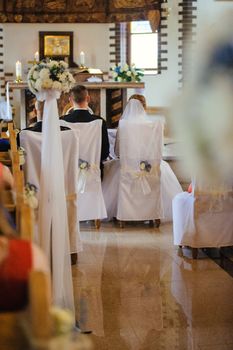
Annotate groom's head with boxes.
[70,85,90,108]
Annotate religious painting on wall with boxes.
[39,31,74,66]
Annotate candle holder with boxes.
[15,76,23,83]
[28,59,38,65]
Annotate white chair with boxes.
[20,129,82,255]
[173,182,233,258]
[60,120,107,224]
[117,120,164,224]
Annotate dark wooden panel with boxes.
[178,0,197,88]
[0,0,162,23]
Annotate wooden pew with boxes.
[20,202,34,241]
[0,271,52,350]
[0,122,26,230]
[0,191,52,349]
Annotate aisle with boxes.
[72,223,233,350]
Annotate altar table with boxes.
[7,80,145,129]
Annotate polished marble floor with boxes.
[73,222,233,350]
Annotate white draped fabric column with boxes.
[37,90,74,313]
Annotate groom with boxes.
[61,85,110,179]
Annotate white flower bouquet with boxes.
[110,63,144,82]
[27,60,75,95]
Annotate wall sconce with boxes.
[163,0,172,18]
[164,7,172,17]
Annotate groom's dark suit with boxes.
[61,109,110,178]
[23,121,70,133]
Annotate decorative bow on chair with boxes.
[123,161,160,196]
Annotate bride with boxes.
[102,95,183,222]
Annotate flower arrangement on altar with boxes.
[27,60,75,95]
[110,63,144,82]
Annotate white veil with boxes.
[121,99,147,122]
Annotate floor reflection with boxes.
[73,223,233,350]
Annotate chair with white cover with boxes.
[60,119,107,226]
[173,182,233,258]
[117,120,164,226]
[20,129,82,256]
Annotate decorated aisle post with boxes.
[28,61,75,311]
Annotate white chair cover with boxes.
[60,119,107,221]
[103,139,182,222]
[173,183,233,248]
[117,120,164,221]
[20,129,82,254]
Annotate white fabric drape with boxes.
[108,128,118,159]
[36,90,74,312]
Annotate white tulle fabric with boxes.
[117,119,164,220]
[60,119,107,221]
[120,99,147,122]
[160,160,183,222]
[173,182,233,248]
[27,90,74,312]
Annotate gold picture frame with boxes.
[39,31,74,65]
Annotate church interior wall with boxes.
[1,0,233,122]
[3,23,110,73]
[2,23,110,122]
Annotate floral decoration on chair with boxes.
[18,146,26,166]
[79,159,90,171]
[78,159,90,194]
[140,160,152,173]
[27,60,75,95]
[24,183,38,209]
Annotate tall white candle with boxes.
[34,51,39,62]
[15,61,22,79]
[80,51,85,66]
